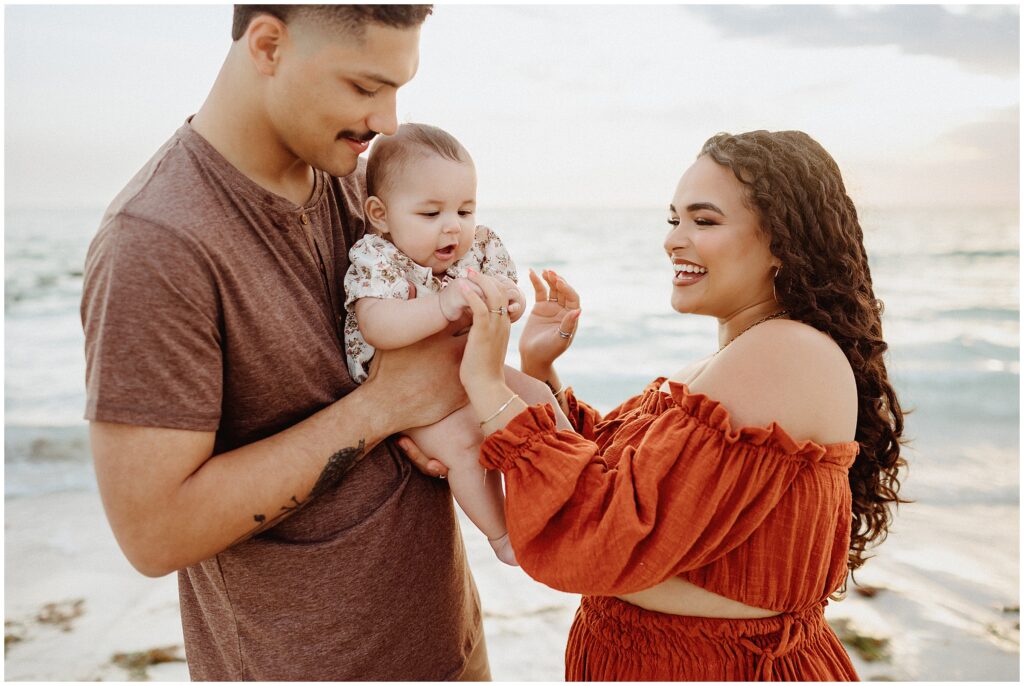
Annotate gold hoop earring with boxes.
[773,266,782,302]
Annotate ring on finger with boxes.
[489,305,507,316]
[557,329,572,339]
[546,297,559,302]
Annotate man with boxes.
[81,5,490,680]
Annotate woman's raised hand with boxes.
[458,269,513,397]
[518,268,581,378]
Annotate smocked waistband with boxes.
[577,596,831,680]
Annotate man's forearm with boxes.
[96,381,400,577]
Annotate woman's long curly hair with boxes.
[700,130,907,577]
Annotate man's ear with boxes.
[246,14,288,76]
[364,196,389,234]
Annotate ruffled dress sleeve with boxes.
[562,387,604,440]
[342,234,420,383]
[479,382,848,596]
[343,234,415,311]
[472,225,518,282]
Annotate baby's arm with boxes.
[356,278,481,351]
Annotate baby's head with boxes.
[365,123,477,275]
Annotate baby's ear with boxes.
[364,196,389,234]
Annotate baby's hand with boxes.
[438,277,484,321]
[496,275,527,323]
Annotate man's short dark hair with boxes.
[231,4,433,42]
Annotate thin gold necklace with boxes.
[716,310,789,354]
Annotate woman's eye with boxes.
[666,218,680,227]
[694,217,717,227]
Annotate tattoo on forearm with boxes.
[230,440,368,547]
[310,439,366,499]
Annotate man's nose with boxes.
[367,92,399,137]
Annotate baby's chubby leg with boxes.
[401,366,572,566]
[405,405,517,565]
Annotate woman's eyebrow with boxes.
[686,202,725,214]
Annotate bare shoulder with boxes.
[688,319,857,444]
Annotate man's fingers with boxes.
[396,437,449,478]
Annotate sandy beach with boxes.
[4,465,1019,682]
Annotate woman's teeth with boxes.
[673,264,707,274]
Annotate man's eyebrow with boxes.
[354,71,400,89]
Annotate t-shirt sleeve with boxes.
[478,402,809,595]
[81,213,222,431]
[476,225,518,283]
[343,235,413,311]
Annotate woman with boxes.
[432,130,905,680]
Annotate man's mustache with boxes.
[337,130,377,143]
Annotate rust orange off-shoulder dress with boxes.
[479,378,861,681]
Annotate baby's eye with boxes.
[419,212,440,217]
[458,210,474,217]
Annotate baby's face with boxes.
[380,156,477,275]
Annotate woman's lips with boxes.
[673,271,708,286]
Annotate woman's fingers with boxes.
[528,268,549,302]
[466,269,508,311]
[553,274,579,309]
[560,309,582,339]
[460,280,489,318]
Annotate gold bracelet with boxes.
[479,393,521,427]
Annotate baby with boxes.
[343,123,563,565]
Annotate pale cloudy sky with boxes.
[4,3,1019,210]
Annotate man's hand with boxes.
[364,319,470,431]
[397,404,483,478]
[395,435,450,478]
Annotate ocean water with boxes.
[5,204,1020,513]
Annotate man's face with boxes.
[265,21,421,177]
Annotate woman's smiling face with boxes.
[664,155,780,318]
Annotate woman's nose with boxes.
[664,224,691,254]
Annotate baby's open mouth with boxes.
[435,245,457,260]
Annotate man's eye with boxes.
[353,83,378,98]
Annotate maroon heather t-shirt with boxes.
[81,121,482,680]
